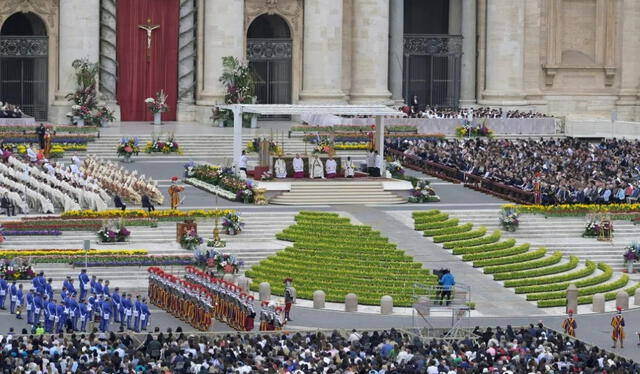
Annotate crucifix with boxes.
[138,18,160,61]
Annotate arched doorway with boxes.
[403,0,461,109]
[247,14,292,114]
[0,12,49,120]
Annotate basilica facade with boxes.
[0,0,639,123]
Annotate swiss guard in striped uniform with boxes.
[611,306,625,349]
[561,309,576,337]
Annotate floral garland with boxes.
[455,119,493,138]
[144,134,181,154]
[505,203,640,216]
[61,209,237,220]
[184,178,237,200]
[186,164,255,203]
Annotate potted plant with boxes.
[499,207,519,232]
[145,90,169,125]
[95,106,115,127]
[623,242,640,273]
[116,137,140,163]
[181,229,203,250]
[218,56,257,128]
[65,59,99,127]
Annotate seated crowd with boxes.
[0,324,634,373]
[0,102,23,119]
[0,147,109,214]
[0,148,164,215]
[401,105,549,120]
[390,137,640,205]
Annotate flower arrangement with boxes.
[117,137,140,158]
[0,259,35,280]
[187,164,255,203]
[193,248,244,274]
[499,207,519,232]
[245,138,282,155]
[94,106,115,125]
[582,216,614,238]
[408,180,440,203]
[219,56,256,105]
[144,90,170,114]
[181,229,204,250]
[455,119,493,138]
[97,221,130,243]
[386,160,404,178]
[623,242,640,265]
[222,212,244,235]
[144,134,181,154]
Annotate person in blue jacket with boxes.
[103,280,110,298]
[26,289,35,324]
[133,295,142,332]
[45,298,56,333]
[44,278,54,301]
[32,272,45,293]
[438,269,456,306]
[56,300,67,333]
[33,292,43,325]
[79,299,89,332]
[78,269,90,301]
[15,284,23,319]
[63,276,77,297]
[0,275,8,309]
[111,288,121,323]
[67,295,79,331]
[9,281,17,314]
[140,297,150,331]
[100,296,112,332]
[121,294,132,330]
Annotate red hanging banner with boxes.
[116,0,179,121]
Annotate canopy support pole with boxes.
[233,105,243,175]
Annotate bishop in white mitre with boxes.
[325,156,337,178]
[275,158,287,179]
[292,154,304,178]
[310,155,324,179]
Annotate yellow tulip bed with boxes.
[413,210,640,307]
[61,209,237,221]
[0,249,148,263]
[247,211,437,306]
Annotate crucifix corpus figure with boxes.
[138,18,160,60]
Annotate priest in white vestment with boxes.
[325,156,337,178]
[292,154,304,178]
[344,156,355,178]
[310,155,324,179]
[275,158,287,179]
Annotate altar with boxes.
[272,155,342,178]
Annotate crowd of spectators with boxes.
[0,324,635,373]
[400,104,549,120]
[389,137,640,205]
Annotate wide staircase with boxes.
[6,211,295,292]
[270,181,407,205]
[443,209,637,273]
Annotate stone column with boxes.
[51,0,100,122]
[196,0,244,116]
[460,0,477,106]
[177,0,197,120]
[481,0,526,105]
[299,0,345,103]
[350,0,392,104]
[448,0,462,35]
[388,0,404,104]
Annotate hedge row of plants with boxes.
[493,256,579,281]
[414,209,638,308]
[507,259,595,289]
[433,227,487,243]
[247,211,436,306]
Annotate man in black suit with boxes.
[141,194,155,212]
[35,123,46,150]
[1,194,15,216]
[113,194,126,211]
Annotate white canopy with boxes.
[219,104,399,174]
